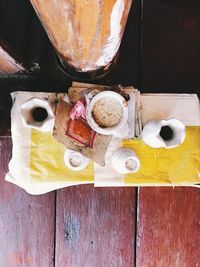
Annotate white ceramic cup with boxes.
[20,97,55,132]
[86,91,128,135]
[141,118,186,149]
[64,149,90,171]
[111,148,140,174]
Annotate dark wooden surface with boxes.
[140,0,200,95]
[0,0,199,266]
[137,187,200,267]
[55,186,136,267]
[0,137,55,267]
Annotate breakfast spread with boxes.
[6,87,200,194]
[52,83,138,165]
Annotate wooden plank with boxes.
[136,187,200,267]
[141,0,200,94]
[55,186,136,267]
[0,137,55,267]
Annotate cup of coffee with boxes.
[20,97,55,132]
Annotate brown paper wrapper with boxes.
[53,98,111,166]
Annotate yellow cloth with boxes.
[30,130,94,183]
[123,127,200,185]
[30,127,200,186]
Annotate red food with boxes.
[66,119,96,147]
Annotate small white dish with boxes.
[86,91,128,135]
[64,149,90,171]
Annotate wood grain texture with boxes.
[55,185,136,267]
[141,0,200,94]
[1,1,199,267]
[136,187,200,267]
[0,137,55,267]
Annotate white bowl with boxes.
[86,91,128,135]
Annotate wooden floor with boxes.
[0,0,200,266]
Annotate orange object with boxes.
[66,119,96,147]
[30,0,133,78]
